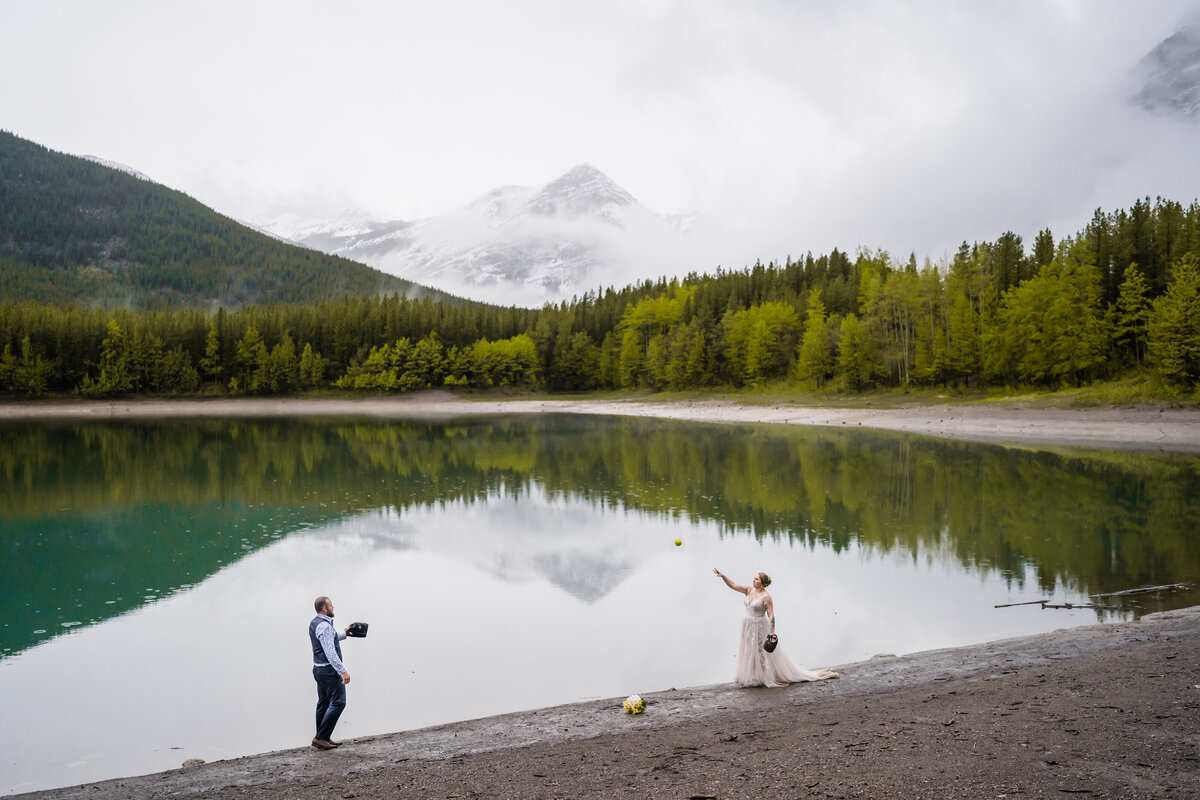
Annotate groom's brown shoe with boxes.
[327,740,341,747]
[311,738,336,750]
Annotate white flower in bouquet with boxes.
[623,694,645,714]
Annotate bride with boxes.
[713,568,839,688]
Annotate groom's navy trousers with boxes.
[313,665,346,741]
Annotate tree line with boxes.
[1,197,1199,397]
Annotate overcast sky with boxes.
[3,0,1199,270]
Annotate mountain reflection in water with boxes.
[310,491,641,603]
[2,413,1198,662]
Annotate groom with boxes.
[309,595,352,750]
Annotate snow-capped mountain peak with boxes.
[255,165,699,305]
[1132,25,1200,120]
[524,163,636,221]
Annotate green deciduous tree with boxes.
[406,333,445,389]
[985,244,1107,386]
[795,290,836,387]
[943,244,989,386]
[298,342,326,388]
[911,265,947,384]
[861,266,918,386]
[471,334,539,388]
[664,319,710,389]
[722,301,801,387]
[5,335,53,395]
[442,345,471,387]
[615,287,693,388]
[1147,253,1200,384]
[838,314,872,390]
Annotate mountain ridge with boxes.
[0,130,458,309]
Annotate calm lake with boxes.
[2,414,1198,794]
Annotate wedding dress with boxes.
[735,594,839,688]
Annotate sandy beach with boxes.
[2,393,1199,452]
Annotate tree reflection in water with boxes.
[2,414,1197,658]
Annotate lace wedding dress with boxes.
[735,595,839,688]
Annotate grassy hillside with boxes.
[0,130,457,309]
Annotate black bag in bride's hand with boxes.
[764,633,778,653]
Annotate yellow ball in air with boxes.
[674,539,682,546]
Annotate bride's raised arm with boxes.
[713,568,749,594]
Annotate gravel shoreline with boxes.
[26,606,1200,799]
[2,394,1199,452]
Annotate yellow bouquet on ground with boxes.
[623,694,645,714]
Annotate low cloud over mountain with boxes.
[258,164,702,306]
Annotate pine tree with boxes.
[0,342,14,391]
[1032,228,1055,272]
[233,325,269,394]
[1114,265,1151,369]
[13,335,52,395]
[199,320,222,382]
[159,347,200,393]
[79,320,133,396]
[266,334,299,393]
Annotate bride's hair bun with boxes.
[758,572,771,588]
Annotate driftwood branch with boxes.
[1089,583,1194,599]
[995,599,1120,611]
[1001,582,1195,611]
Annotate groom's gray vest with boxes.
[309,616,342,669]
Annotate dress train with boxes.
[735,596,838,688]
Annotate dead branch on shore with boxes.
[1089,583,1194,599]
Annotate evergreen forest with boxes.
[2,195,1199,398]
[1,124,1198,398]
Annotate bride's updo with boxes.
[757,572,771,588]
